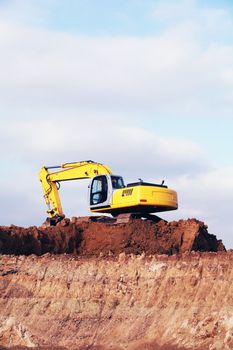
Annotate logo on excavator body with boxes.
[122,188,133,197]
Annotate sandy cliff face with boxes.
[1,252,233,350]
[0,218,228,349]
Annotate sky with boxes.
[1,0,233,247]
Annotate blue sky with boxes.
[54,0,233,38]
[148,117,233,166]
[0,0,233,247]
[7,0,233,38]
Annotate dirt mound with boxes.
[0,217,225,256]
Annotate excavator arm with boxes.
[39,160,112,223]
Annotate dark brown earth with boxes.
[0,217,225,257]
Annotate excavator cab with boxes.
[89,175,125,209]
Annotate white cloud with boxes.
[163,167,233,248]
[0,0,233,248]
[0,119,204,177]
[151,0,233,37]
[0,10,233,117]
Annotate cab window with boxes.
[90,175,108,205]
[111,176,125,189]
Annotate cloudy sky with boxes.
[1,0,233,247]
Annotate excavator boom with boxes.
[39,160,112,223]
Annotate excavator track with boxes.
[113,213,164,225]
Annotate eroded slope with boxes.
[0,252,233,350]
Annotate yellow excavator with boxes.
[39,160,178,225]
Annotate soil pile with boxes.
[0,218,225,257]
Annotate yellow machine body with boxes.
[91,185,177,215]
[88,174,177,216]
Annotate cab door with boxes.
[89,175,112,209]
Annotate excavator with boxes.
[39,160,178,225]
